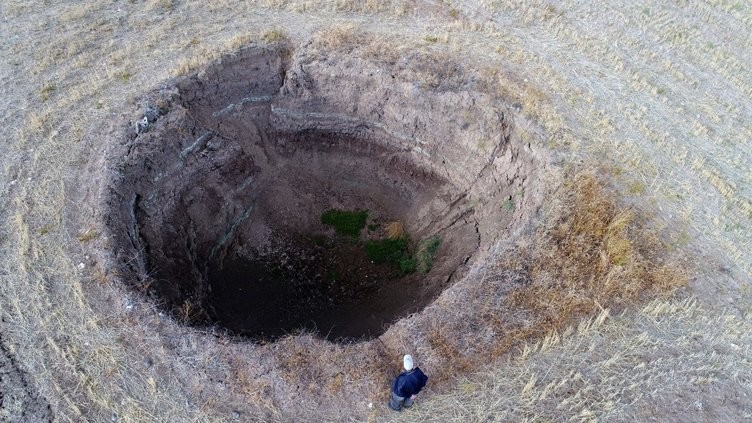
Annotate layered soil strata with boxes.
[98,45,542,341]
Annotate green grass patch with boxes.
[365,237,408,264]
[365,235,442,275]
[320,209,440,276]
[365,237,416,275]
[502,199,515,211]
[321,209,368,237]
[399,256,417,274]
[416,236,442,273]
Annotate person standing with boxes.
[388,354,428,412]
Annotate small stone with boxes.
[144,106,160,123]
[77,262,85,270]
[136,116,150,134]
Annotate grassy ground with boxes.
[1,0,750,422]
[393,298,752,422]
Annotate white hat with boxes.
[403,354,414,371]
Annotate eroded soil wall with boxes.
[101,44,542,340]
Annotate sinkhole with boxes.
[104,44,542,341]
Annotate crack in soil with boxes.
[0,334,53,422]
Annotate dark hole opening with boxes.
[108,45,530,343]
[131,127,477,341]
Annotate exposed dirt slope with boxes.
[93,44,536,340]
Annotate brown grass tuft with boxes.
[385,221,405,239]
[312,23,361,51]
[503,173,687,345]
[77,229,98,242]
[261,28,289,43]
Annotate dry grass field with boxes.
[1,1,750,422]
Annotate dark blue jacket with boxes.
[392,367,428,398]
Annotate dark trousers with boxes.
[388,392,414,411]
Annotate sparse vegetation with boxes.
[261,28,288,43]
[399,255,417,274]
[321,209,368,237]
[416,235,442,273]
[319,213,431,276]
[115,70,133,81]
[40,83,56,101]
[502,198,515,211]
[402,298,752,422]
[38,224,54,235]
[628,181,646,194]
[505,173,686,331]
[378,172,689,410]
[365,237,409,265]
[364,233,442,275]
